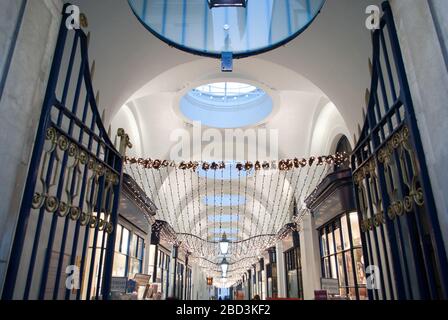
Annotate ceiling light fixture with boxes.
[219,232,230,255]
[208,0,247,9]
[220,257,229,274]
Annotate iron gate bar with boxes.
[38,28,88,299]
[2,9,69,299]
[383,2,448,299]
[352,1,448,300]
[2,3,123,300]
[370,30,406,300]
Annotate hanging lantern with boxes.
[220,257,229,274]
[219,232,230,255]
[207,277,213,286]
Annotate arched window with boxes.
[334,136,352,172]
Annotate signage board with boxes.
[314,290,328,300]
[321,278,340,295]
[134,273,151,287]
[111,277,128,293]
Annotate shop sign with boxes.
[314,290,328,300]
[111,277,128,293]
[321,278,339,296]
[134,273,151,286]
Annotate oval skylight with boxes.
[128,0,326,58]
[180,82,273,128]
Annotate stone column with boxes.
[299,213,321,300]
[276,241,287,298]
[168,244,179,298]
[389,0,448,251]
[0,0,63,292]
[183,252,190,300]
[142,224,151,275]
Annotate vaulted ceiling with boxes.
[69,0,379,282]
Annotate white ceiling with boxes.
[71,0,379,141]
[69,0,380,281]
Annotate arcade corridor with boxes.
[0,0,448,304]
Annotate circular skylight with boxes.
[128,0,326,58]
[179,82,273,128]
[191,82,264,104]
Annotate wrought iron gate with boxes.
[352,2,448,300]
[2,4,124,300]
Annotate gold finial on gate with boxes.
[80,13,88,28]
[117,128,133,156]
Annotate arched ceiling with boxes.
[70,0,379,284]
[71,0,380,137]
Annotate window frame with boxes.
[318,211,367,300]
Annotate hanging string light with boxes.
[124,152,349,171]
[124,152,342,280]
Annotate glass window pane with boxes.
[121,228,130,254]
[350,212,362,247]
[115,225,122,252]
[323,257,330,278]
[348,287,357,300]
[345,251,355,286]
[359,286,368,300]
[354,248,366,285]
[129,257,142,278]
[334,224,343,253]
[130,234,137,258]
[287,270,298,298]
[328,231,335,255]
[321,232,328,256]
[330,255,337,279]
[112,253,127,277]
[138,238,144,259]
[337,253,346,287]
[341,215,351,250]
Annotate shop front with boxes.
[265,248,278,299]
[306,166,368,300]
[282,230,304,299]
[82,174,156,300]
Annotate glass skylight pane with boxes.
[208,215,240,223]
[203,195,246,206]
[129,0,325,58]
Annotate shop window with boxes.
[113,225,131,277]
[112,226,145,280]
[319,212,367,300]
[176,262,185,300]
[334,136,352,172]
[284,247,304,299]
[155,249,170,299]
[129,235,145,278]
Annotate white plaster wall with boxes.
[429,0,448,69]
[191,263,209,300]
[275,241,287,298]
[0,0,63,292]
[299,213,322,300]
[390,0,448,252]
[0,0,25,91]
